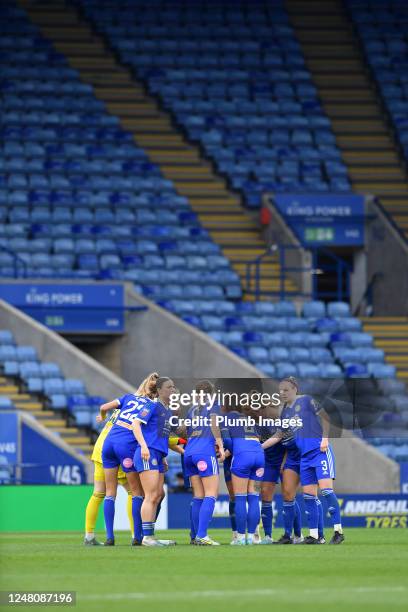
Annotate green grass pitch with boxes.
[1,529,407,612]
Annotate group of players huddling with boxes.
[83,373,345,547]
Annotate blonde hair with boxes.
[136,372,160,399]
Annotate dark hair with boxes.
[280,376,299,392]
[195,379,214,394]
[156,377,171,390]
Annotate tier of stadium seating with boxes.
[1,324,407,462]
[0,329,104,449]
[0,1,403,377]
[346,0,408,163]
[74,0,351,208]
[1,0,408,463]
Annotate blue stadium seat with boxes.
[0,396,14,410]
[302,301,326,318]
[327,302,351,318]
[367,363,396,378]
[50,394,68,410]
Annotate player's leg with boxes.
[231,473,248,545]
[190,475,204,543]
[84,462,105,545]
[224,457,237,542]
[246,453,264,545]
[184,456,202,543]
[225,479,237,542]
[139,469,163,545]
[118,463,135,539]
[196,473,219,545]
[319,478,344,544]
[276,468,299,544]
[260,479,275,544]
[125,471,144,546]
[103,466,119,545]
[189,454,219,545]
[317,497,325,543]
[247,479,262,545]
[302,483,320,544]
[155,472,165,522]
[293,497,303,542]
[155,470,176,546]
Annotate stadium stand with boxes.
[72,0,351,209]
[1,0,407,464]
[285,0,408,240]
[0,329,99,456]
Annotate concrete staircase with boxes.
[286,0,408,240]
[361,318,408,382]
[19,0,296,299]
[0,376,93,456]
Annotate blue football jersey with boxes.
[286,394,323,456]
[184,402,220,457]
[279,400,301,449]
[135,400,172,454]
[108,394,154,441]
[256,420,285,462]
[223,410,261,454]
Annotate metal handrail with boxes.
[0,244,27,278]
[244,243,315,300]
[244,243,351,301]
[353,272,383,317]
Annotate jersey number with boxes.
[121,401,144,422]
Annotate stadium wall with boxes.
[1,487,406,532]
[120,285,262,381]
[366,199,408,316]
[0,298,133,399]
[0,288,400,492]
[261,195,312,300]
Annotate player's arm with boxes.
[210,413,225,462]
[169,442,185,455]
[261,430,283,450]
[97,399,119,422]
[318,406,331,451]
[132,418,150,460]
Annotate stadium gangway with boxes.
[243,243,351,302]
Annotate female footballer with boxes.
[100,372,162,546]
[132,377,179,546]
[263,376,336,544]
[223,403,265,546]
[84,372,159,546]
[183,380,225,546]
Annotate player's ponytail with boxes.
[136,372,160,398]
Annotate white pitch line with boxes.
[81,585,407,601]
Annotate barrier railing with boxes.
[244,243,351,301]
[0,245,27,278]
